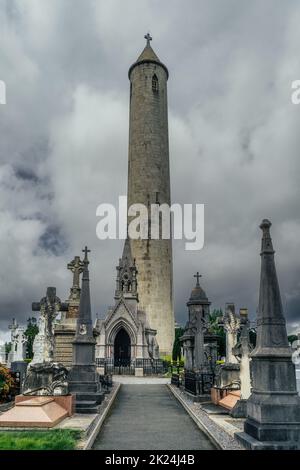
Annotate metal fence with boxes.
[184,371,214,396]
[95,358,168,376]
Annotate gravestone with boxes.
[54,256,84,368]
[13,326,26,362]
[180,273,216,400]
[31,287,68,365]
[236,220,300,449]
[68,247,104,413]
[215,304,241,389]
[0,341,6,364]
[231,308,253,417]
[223,303,240,364]
[7,318,18,367]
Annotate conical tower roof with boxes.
[128,33,169,79]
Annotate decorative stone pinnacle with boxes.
[193,272,202,287]
[260,218,274,254]
[144,32,152,47]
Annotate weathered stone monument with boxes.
[181,273,216,399]
[95,238,160,376]
[215,304,241,390]
[127,34,175,355]
[14,326,26,362]
[31,287,68,365]
[223,304,240,365]
[68,247,104,413]
[231,308,253,417]
[7,318,18,367]
[54,256,84,367]
[237,219,300,449]
[0,340,6,364]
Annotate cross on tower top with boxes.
[82,246,91,262]
[193,272,202,287]
[144,32,152,47]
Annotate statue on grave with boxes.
[23,362,69,396]
[223,303,241,364]
[232,308,253,400]
[31,287,68,365]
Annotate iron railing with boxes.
[184,371,214,396]
[95,358,168,376]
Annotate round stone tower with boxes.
[127,35,174,356]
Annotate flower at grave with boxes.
[0,365,14,402]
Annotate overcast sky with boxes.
[0,0,300,342]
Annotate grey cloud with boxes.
[0,0,299,338]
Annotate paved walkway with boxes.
[92,384,216,450]
[113,376,170,384]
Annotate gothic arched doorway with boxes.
[114,328,131,366]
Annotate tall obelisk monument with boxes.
[127,34,174,355]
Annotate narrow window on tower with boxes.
[152,74,159,93]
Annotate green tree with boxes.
[172,326,184,361]
[288,334,298,346]
[24,317,39,359]
[208,309,226,357]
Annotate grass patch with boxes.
[0,429,82,450]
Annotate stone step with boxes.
[75,393,103,402]
[75,405,100,414]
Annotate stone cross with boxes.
[194,272,202,287]
[82,246,91,261]
[0,341,6,364]
[7,318,20,365]
[14,327,26,362]
[31,287,68,365]
[68,256,84,289]
[223,303,241,364]
[144,32,152,46]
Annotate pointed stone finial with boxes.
[144,32,152,47]
[260,219,274,254]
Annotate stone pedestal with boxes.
[135,367,144,377]
[0,395,73,428]
[67,247,104,413]
[236,220,300,450]
[54,321,76,368]
[10,361,28,393]
[214,363,240,389]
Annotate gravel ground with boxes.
[169,385,245,450]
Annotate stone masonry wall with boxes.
[127,61,175,355]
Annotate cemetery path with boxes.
[92,384,216,450]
